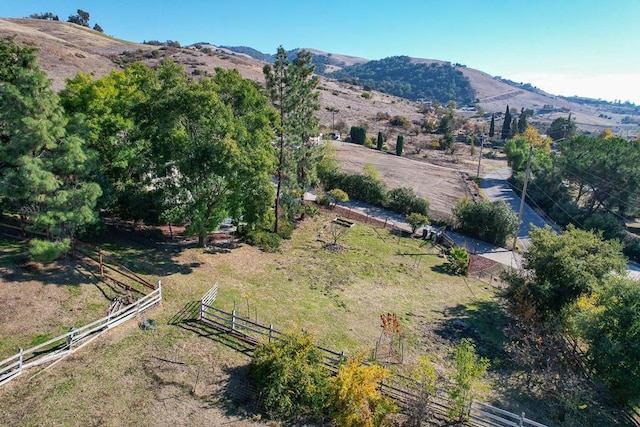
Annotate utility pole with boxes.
[476,134,485,179]
[512,145,534,251]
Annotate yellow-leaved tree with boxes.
[331,355,397,426]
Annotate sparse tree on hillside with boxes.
[29,12,59,20]
[501,105,511,140]
[68,9,90,27]
[376,131,384,150]
[93,23,104,33]
[489,113,495,139]
[396,134,404,156]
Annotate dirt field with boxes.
[332,140,504,220]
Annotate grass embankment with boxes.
[0,214,504,426]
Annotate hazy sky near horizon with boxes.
[2,0,639,104]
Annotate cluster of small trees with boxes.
[30,9,104,33]
[0,37,322,258]
[330,56,476,105]
[249,330,488,425]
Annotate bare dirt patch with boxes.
[332,140,502,220]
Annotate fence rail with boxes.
[198,286,546,427]
[72,242,155,295]
[0,284,161,387]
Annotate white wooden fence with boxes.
[197,285,547,427]
[0,282,162,387]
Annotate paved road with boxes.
[480,167,552,248]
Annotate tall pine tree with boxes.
[0,37,101,260]
[489,113,495,139]
[500,105,511,140]
[263,47,319,233]
[377,131,384,150]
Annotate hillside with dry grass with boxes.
[2,17,633,138]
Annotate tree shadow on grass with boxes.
[434,300,510,369]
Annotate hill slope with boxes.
[1,18,636,137]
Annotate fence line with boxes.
[198,286,546,427]
[0,283,161,387]
[71,242,156,295]
[0,215,156,296]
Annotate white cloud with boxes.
[507,72,640,104]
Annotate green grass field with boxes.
[0,214,626,426]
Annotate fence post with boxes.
[231,309,236,331]
[268,325,273,343]
[200,299,204,320]
[18,348,23,372]
[99,250,104,276]
[520,412,525,427]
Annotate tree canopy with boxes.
[0,37,101,259]
[521,225,626,314]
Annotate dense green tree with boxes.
[349,126,366,145]
[376,131,383,150]
[557,135,640,217]
[547,115,576,141]
[453,199,518,246]
[517,107,528,134]
[436,112,452,134]
[581,277,640,405]
[0,37,101,258]
[386,187,429,216]
[448,338,489,421]
[407,212,429,234]
[488,113,495,139]
[520,225,626,315]
[510,116,518,139]
[263,47,320,233]
[250,330,331,420]
[500,105,511,140]
[60,64,157,221]
[396,134,404,156]
[139,63,276,246]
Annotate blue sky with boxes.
[2,0,639,104]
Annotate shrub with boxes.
[386,187,429,216]
[244,230,281,252]
[250,330,331,420]
[447,338,489,422]
[28,238,70,263]
[453,199,517,246]
[328,188,349,207]
[277,219,296,240]
[444,247,469,276]
[331,355,397,426]
[407,212,429,234]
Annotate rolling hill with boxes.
[1,17,637,138]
